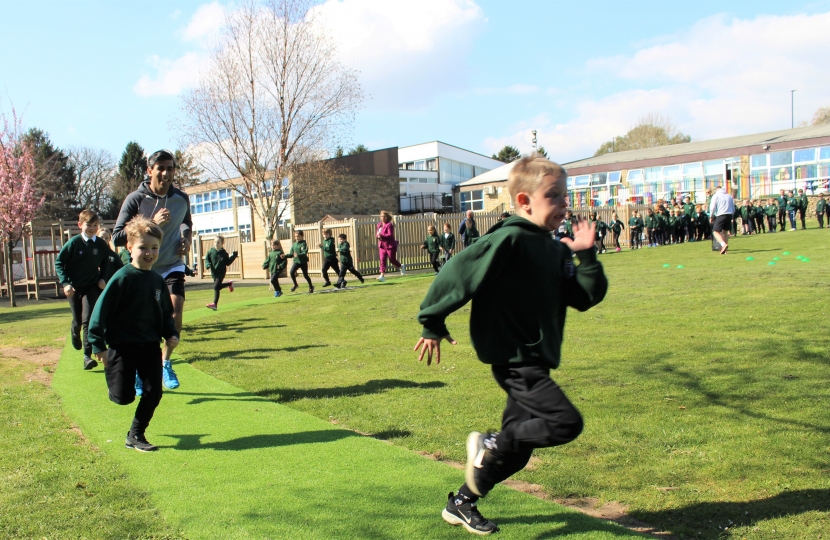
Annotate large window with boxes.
[460,190,484,211]
[750,146,830,196]
[190,188,236,214]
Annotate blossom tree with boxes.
[0,108,44,307]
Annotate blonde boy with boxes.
[88,216,179,452]
[414,154,608,535]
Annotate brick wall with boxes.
[291,174,400,225]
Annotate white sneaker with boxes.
[377,275,385,282]
[400,264,406,275]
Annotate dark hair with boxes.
[338,233,347,239]
[500,212,510,219]
[148,149,176,168]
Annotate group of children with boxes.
[738,189,820,234]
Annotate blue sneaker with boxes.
[135,373,143,397]
[274,291,282,297]
[163,361,180,389]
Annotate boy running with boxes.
[319,229,341,287]
[283,230,314,293]
[262,239,287,297]
[336,233,364,288]
[422,225,443,273]
[89,216,179,452]
[441,222,455,265]
[414,155,607,535]
[55,209,110,370]
[204,235,237,310]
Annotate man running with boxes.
[709,185,735,255]
[112,149,192,390]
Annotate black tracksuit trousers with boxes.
[68,285,101,356]
[321,257,341,285]
[459,364,583,500]
[213,269,230,305]
[105,342,163,436]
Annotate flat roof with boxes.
[398,140,496,161]
[457,161,516,187]
[562,124,830,170]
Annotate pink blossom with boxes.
[0,108,43,244]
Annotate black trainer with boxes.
[442,492,498,535]
[290,285,298,292]
[358,277,364,284]
[322,282,332,287]
[339,280,348,289]
[83,355,98,370]
[309,285,314,293]
[125,432,158,452]
[70,328,82,350]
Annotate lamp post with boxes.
[791,89,796,129]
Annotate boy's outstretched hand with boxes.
[414,335,457,366]
[560,217,596,252]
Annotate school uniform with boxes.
[55,233,111,360]
[644,214,657,246]
[88,264,178,440]
[816,198,827,228]
[683,203,697,241]
[320,237,341,286]
[777,194,788,231]
[592,219,607,253]
[798,193,808,229]
[786,197,800,230]
[754,204,766,233]
[610,218,624,249]
[765,204,778,232]
[262,247,287,293]
[285,239,313,290]
[442,231,456,264]
[336,240,363,287]
[654,213,667,245]
[205,247,238,305]
[423,233,443,272]
[418,216,607,518]
[740,206,754,234]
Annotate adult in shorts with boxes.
[709,186,735,255]
[112,149,192,390]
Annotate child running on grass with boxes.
[262,239,287,297]
[414,154,607,535]
[283,230,314,293]
[55,209,111,371]
[204,235,237,310]
[89,216,179,452]
[319,228,340,287]
[609,212,624,252]
[422,225,443,274]
[336,233,364,288]
[441,222,455,266]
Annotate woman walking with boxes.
[376,211,405,282]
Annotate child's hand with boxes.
[64,284,75,298]
[560,218,596,252]
[167,336,180,349]
[421,245,426,250]
[413,335,457,366]
[279,254,285,259]
[95,351,108,366]
[98,279,106,290]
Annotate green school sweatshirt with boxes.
[204,247,238,280]
[778,195,788,209]
[321,237,337,259]
[683,203,696,220]
[740,206,752,220]
[655,214,666,230]
[337,241,354,266]
[442,232,455,251]
[645,215,657,228]
[100,248,124,283]
[54,234,110,289]
[119,248,131,266]
[611,219,624,233]
[817,199,827,213]
[285,240,309,264]
[88,264,178,354]
[765,204,778,216]
[787,197,800,211]
[799,194,808,209]
[262,248,287,274]
[417,216,607,369]
[423,234,442,254]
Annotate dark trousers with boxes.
[270,273,282,292]
[429,251,441,272]
[212,269,230,305]
[818,212,825,228]
[778,209,787,231]
[788,210,797,229]
[105,343,163,436]
[290,262,312,288]
[755,215,765,233]
[595,237,605,252]
[767,215,777,231]
[461,364,583,498]
[612,231,621,249]
[646,228,654,245]
[799,208,806,229]
[629,229,637,248]
[321,257,341,285]
[686,222,695,241]
[68,285,101,356]
[337,261,363,284]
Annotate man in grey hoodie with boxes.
[112,150,192,390]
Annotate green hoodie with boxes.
[321,237,337,260]
[423,234,442,254]
[337,241,354,266]
[262,248,286,275]
[285,240,309,264]
[417,216,607,369]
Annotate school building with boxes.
[457,124,830,209]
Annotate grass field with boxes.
[2,228,830,538]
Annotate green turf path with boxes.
[52,302,645,540]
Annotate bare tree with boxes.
[594,113,691,156]
[812,106,830,126]
[178,0,363,239]
[69,147,116,216]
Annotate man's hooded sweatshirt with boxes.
[111,181,192,277]
[417,215,607,369]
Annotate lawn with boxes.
[2,228,829,539]
[175,229,830,539]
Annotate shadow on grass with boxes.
[633,488,830,538]
[257,379,446,402]
[371,429,411,440]
[0,304,67,325]
[161,429,356,450]
[184,317,267,336]
[191,344,328,362]
[169,390,270,406]
[496,514,642,539]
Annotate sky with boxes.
[2,0,829,169]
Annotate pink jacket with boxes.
[376,221,398,249]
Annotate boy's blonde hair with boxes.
[98,227,111,240]
[78,209,99,224]
[508,154,566,203]
[125,216,163,246]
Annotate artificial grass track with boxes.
[52,303,645,539]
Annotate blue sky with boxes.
[2,0,829,168]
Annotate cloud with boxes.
[134,3,226,97]
[311,0,486,108]
[473,84,540,96]
[488,11,830,163]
